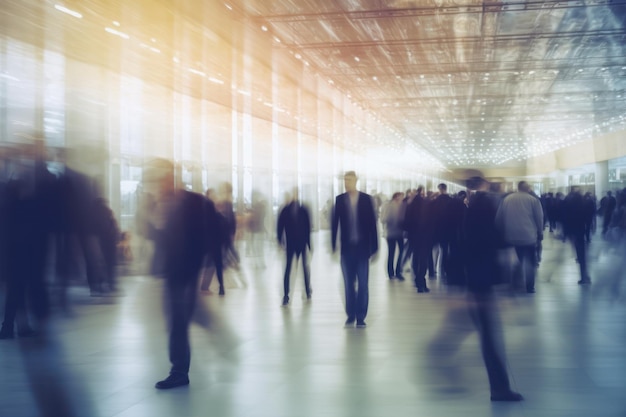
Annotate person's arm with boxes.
[331,197,339,252]
[533,199,544,240]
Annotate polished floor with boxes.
[1,229,625,417]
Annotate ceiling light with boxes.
[261,25,268,31]
[188,68,205,76]
[372,76,377,80]
[54,4,82,18]
[112,21,120,26]
[224,3,233,10]
[354,56,360,62]
[273,36,281,43]
[105,27,129,39]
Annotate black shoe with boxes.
[490,391,524,402]
[417,287,430,293]
[526,288,535,294]
[155,373,189,389]
[344,317,355,327]
[282,296,289,306]
[395,274,405,281]
[356,320,367,328]
[219,286,225,296]
[578,279,591,285]
[306,292,312,300]
[0,328,14,340]
[17,328,37,338]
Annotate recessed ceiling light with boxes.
[261,25,268,31]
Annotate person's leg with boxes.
[428,243,436,277]
[516,245,537,292]
[282,250,295,305]
[301,250,311,298]
[414,243,429,291]
[468,291,521,400]
[395,238,405,279]
[341,251,358,323]
[167,279,197,373]
[574,234,590,283]
[386,237,395,279]
[355,256,370,324]
[0,276,22,337]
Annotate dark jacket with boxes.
[331,192,378,257]
[159,191,215,285]
[464,191,500,292]
[277,201,311,253]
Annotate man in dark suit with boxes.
[277,187,312,306]
[144,159,219,389]
[331,171,378,328]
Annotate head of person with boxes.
[416,186,425,197]
[466,175,489,192]
[392,191,403,201]
[457,190,467,200]
[437,183,448,194]
[344,171,358,193]
[143,158,175,199]
[518,181,531,193]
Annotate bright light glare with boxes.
[188,68,205,76]
[54,4,82,19]
[105,27,130,39]
[208,77,224,84]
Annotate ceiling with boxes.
[235,0,626,170]
[1,0,626,173]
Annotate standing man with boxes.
[277,187,312,306]
[331,171,378,328]
[144,159,218,389]
[431,183,453,278]
[495,181,544,294]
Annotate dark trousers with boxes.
[570,233,588,281]
[166,278,198,375]
[468,291,512,395]
[411,241,430,290]
[2,246,48,332]
[340,246,369,321]
[514,245,537,291]
[386,237,404,278]
[602,212,613,234]
[200,251,224,291]
[283,249,311,298]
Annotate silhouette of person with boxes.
[380,191,405,280]
[495,181,544,293]
[404,186,432,293]
[277,187,312,306]
[463,175,523,401]
[331,171,378,327]
[144,159,218,389]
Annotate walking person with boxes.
[143,159,218,389]
[277,187,312,306]
[331,171,378,328]
[495,181,544,293]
